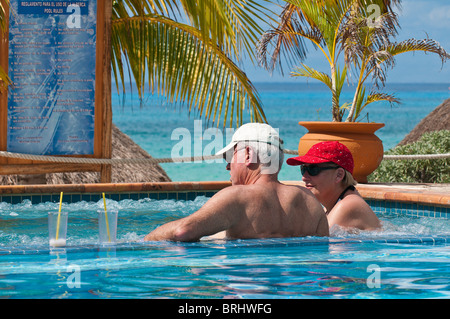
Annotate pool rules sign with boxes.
[0,0,112,181]
[8,1,96,155]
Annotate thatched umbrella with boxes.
[0,124,171,185]
[398,98,450,146]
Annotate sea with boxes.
[111,82,450,182]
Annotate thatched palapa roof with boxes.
[398,98,450,146]
[0,124,171,185]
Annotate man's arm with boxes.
[316,213,330,236]
[144,187,244,242]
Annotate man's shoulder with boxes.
[216,183,276,200]
[216,182,313,200]
[214,184,252,199]
[280,183,316,198]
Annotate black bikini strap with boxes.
[327,185,356,215]
[338,185,355,200]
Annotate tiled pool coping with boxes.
[0,181,448,218]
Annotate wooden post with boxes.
[99,0,112,183]
[0,0,9,160]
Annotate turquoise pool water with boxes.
[0,196,449,299]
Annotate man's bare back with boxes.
[144,179,328,242]
[224,182,328,239]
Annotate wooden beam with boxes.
[0,164,102,175]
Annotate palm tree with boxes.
[258,0,450,122]
[111,0,276,127]
[0,0,10,92]
[1,0,275,127]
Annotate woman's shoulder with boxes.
[333,193,370,216]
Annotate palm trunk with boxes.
[331,63,340,121]
[346,58,367,122]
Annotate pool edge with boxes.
[0,181,448,207]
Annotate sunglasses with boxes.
[222,146,247,163]
[300,164,339,176]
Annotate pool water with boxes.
[0,197,449,299]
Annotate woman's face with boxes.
[301,164,340,201]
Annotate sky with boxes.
[242,0,450,84]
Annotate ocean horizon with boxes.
[112,82,450,182]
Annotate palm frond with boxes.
[291,63,332,88]
[0,0,9,32]
[116,0,274,63]
[334,64,347,119]
[257,3,315,74]
[112,14,266,127]
[258,19,324,74]
[348,88,399,122]
[0,0,10,91]
[111,0,274,127]
[366,92,399,106]
[0,67,9,93]
[384,38,450,64]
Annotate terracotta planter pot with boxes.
[297,121,385,183]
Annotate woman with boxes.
[286,141,381,232]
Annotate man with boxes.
[144,123,329,242]
[286,141,381,232]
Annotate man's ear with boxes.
[245,146,258,166]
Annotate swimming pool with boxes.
[0,191,449,299]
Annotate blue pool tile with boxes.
[176,192,187,201]
[71,194,81,203]
[90,194,101,202]
[41,195,52,203]
[61,194,70,203]
[129,193,140,201]
[110,193,121,201]
[11,196,22,204]
[438,206,449,219]
[21,195,32,203]
[0,196,12,204]
[137,193,147,200]
[158,193,168,200]
[186,192,197,201]
[167,192,178,200]
[147,193,159,200]
[30,195,41,205]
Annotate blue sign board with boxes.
[7,0,96,155]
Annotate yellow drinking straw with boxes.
[102,192,111,242]
[55,192,63,240]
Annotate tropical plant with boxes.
[0,0,10,92]
[111,0,276,127]
[257,0,450,122]
[368,130,450,183]
[1,0,275,127]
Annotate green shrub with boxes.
[368,130,450,183]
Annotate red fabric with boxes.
[286,141,354,174]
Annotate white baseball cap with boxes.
[215,123,283,156]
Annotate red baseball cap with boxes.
[286,141,354,174]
